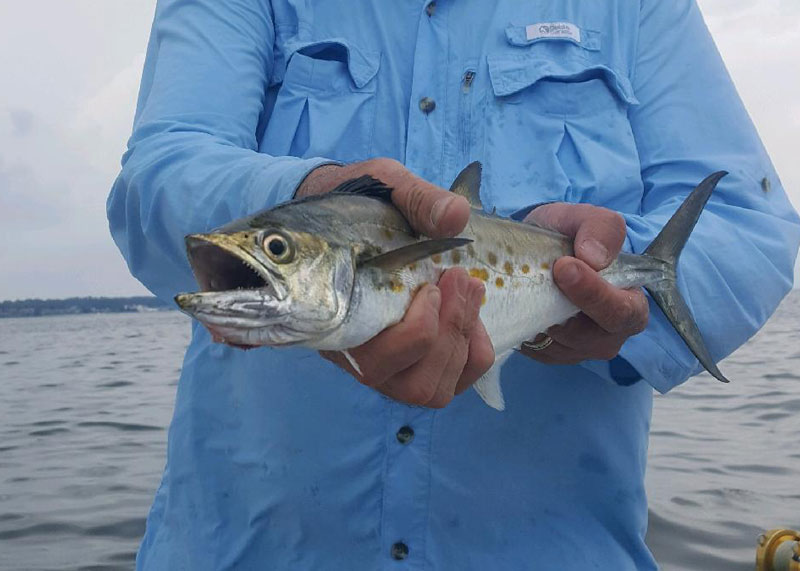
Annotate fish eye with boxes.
[262,233,293,263]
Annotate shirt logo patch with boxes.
[525,22,581,43]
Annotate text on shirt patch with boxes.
[525,22,581,43]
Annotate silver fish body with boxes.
[176,164,729,410]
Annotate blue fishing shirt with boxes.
[107,0,800,569]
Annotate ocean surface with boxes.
[0,292,798,570]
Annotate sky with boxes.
[0,0,798,301]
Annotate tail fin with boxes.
[643,171,730,383]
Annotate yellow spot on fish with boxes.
[521,264,530,274]
[481,295,487,306]
[408,263,417,271]
[452,250,462,264]
[432,254,442,264]
[541,262,550,270]
[389,280,405,293]
[488,252,498,265]
[495,277,504,288]
[383,228,394,239]
[469,268,489,281]
[503,261,513,275]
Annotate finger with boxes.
[547,313,626,361]
[347,284,442,387]
[525,203,626,270]
[429,277,485,404]
[390,174,471,238]
[455,318,495,395]
[380,268,470,407]
[553,258,650,334]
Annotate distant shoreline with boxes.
[0,296,175,319]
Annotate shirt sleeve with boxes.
[107,0,335,302]
[591,0,800,393]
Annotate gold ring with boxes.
[524,335,554,351]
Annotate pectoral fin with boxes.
[359,238,472,271]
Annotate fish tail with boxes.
[642,171,730,383]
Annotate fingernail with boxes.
[430,196,454,228]
[427,286,441,311]
[582,239,609,267]
[559,261,581,287]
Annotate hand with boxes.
[520,203,649,365]
[301,159,495,407]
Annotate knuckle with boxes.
[403,181,430,221]
[425,393,453,409]
[366,157,403,176]
[406,379,438,406]
[603,209,626,232]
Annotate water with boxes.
[0,294,798,570]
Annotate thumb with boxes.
[391,179,471,238]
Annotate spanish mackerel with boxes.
[175,163,729,410]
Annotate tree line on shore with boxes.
[0,297,174,318]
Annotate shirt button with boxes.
[396,426,414,444]
[425,1,436,17]
[391,542,409,560]
[419,97,436,114]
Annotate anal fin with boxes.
[473,350,512,411]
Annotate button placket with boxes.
[381,406,435,566]
[404,0,447,184]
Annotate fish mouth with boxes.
[183,234,279,296]
[175,234,300,344]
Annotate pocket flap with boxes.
[278,39,380,89]
[487,53,638,106]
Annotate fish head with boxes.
[175,225,355,348]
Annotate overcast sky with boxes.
[0,0,798,301]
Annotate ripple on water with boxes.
[0,521,84,540]
[75,421,161,432]
[84,517,146,539]
[29,427,71,437]
[97,381,134,388]
[0,513,24,522]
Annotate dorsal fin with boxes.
[359,238,472,271]
[449,162,483,210]
[330,175,393,203]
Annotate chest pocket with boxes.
[480,25,642,215]
[260,40,380,163]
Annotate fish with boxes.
[175,163,730,410]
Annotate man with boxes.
[108,0,800,568]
